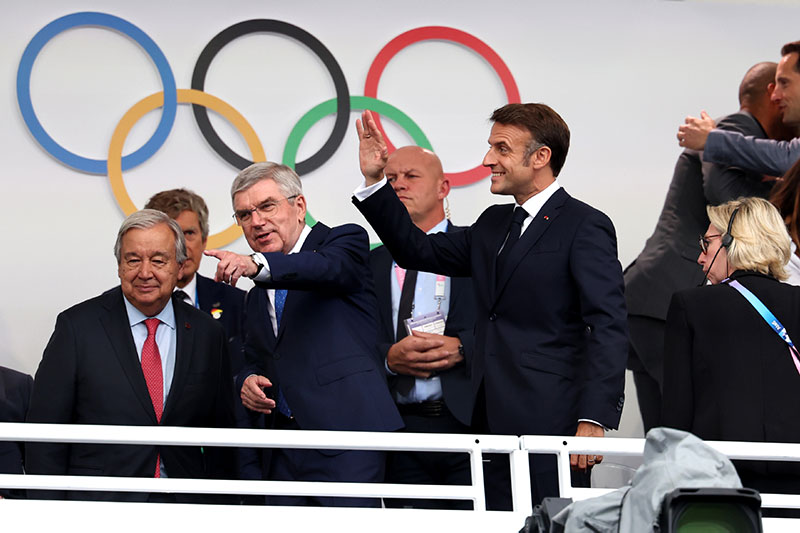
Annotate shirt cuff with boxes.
[353,177,388,201]
[250,253,272,282]
[385,357,398,376]
[578,419,609,431]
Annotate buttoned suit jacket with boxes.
[662,271,800,491]
[369,220,476,426]
[0,366,32,497]
[196,273,246,375]
[625,111,774,324]
[354,185,627,436]
[243,221,403,433]
[26,287,235,501]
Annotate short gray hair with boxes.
[230,162,303,207]
[114,209,187,265]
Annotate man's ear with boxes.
[294,194,307,222]
[438,178,451,201]
[530,146,552,170]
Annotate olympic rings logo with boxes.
[17,12,520,248]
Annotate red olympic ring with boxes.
[364,26,520,187]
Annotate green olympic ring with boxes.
[283,95,433,230]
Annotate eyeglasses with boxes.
[233,195,298,225]
[699,234,722,253]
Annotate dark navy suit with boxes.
[196,273,246,374]
[354,184,628,503]
[0,366,32,498]
[243,222,402,506]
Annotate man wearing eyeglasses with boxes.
[205,162,402,507]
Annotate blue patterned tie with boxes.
[273,289,292,417]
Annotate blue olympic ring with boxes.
[16,12,177,174]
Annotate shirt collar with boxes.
[175,273,197,306]
[289,224,312,254]
[427,217,448,235]
[517,180,561,218]
[123,293,176,331]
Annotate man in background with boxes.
[369,146,476,509]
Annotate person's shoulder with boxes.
[176,298,225,333]
[59,287,121,318]
[197,273,245,298]
[714,110,760,133]
[0,365,32,386]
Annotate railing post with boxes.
[470,445,486,511]
[509,442,532,515]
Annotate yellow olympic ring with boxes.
[108,88,267,249]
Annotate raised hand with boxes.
[356,109,389,185]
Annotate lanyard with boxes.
[728,280,800,376]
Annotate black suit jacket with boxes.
[244,222,403,433]
[0,366,32,497]
[195,273,246,375]
[355,185,628,435]
[369,220,476,426]
[625,111,773,323]
[26,288,235,501]
[662,271,800,491]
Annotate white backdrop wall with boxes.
[2,0,798,437]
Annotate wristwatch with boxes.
[250,253,264,276]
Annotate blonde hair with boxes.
[707,197,791,280]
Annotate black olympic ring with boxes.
[191,19,350,176]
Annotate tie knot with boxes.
[144,318,160,336]
[512,206,528,225]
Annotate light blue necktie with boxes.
[273,289,292,417]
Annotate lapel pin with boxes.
[185,322,191,329]
[544,215,549,221]
[211,308,223,319]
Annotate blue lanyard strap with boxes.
[728,280,795,348]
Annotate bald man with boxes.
[369,146,476,509]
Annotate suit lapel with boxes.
[494,188,569,301]
[276,223,330,341]
[163,298,194,421]
[99,288,159,424]
[195,274,211,313]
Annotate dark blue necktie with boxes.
[273,289,292,417]
[496,206,528,280]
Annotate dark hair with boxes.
[489,103,570,176]
[145,188,210,240]
[781,41,800,73]
[770,157,800,248]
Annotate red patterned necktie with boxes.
[142,318,163,477]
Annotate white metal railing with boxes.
[3,423,800,515]
[521,434,800,510]
[0,422,529,512]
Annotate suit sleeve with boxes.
[661,292,695,431]
[256,225,371,294]
[569,211,628,429]
[353,184,473,277]
[704,128,800,178]
[25,312,78,498]
[701,114,776,205]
